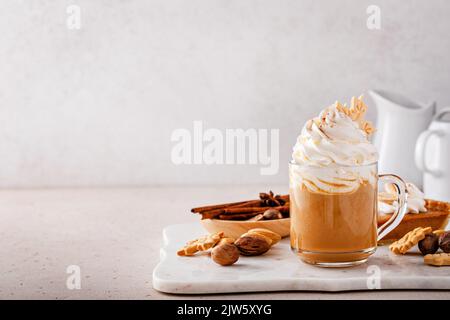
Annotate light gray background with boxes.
[1,0,449,187]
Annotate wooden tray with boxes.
[200,218,290,239]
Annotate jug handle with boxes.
[415,130,443,176]
[415,108,450,175]
[433,107,450,121]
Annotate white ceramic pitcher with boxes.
[415,108,450,201]
[369,90,435,187]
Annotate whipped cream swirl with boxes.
[292,97,378,166]
[291,96,378,194]
[378,182,427,215]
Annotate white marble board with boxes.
[152,223,450,294]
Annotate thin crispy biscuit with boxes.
[433,229,446,236]
[197,232,224,251]
[335,96,374,135]
[177,232,224,256]
[389,227,432,254]
[424,253,450,266]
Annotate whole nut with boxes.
[418,233,439,255]
[235,234,270,256]
[241,231,273,246]
[438,231,450,253]
[247,228,282,245]
[247,214,264,221]
[211,243,240,266]
[263,209,283,220]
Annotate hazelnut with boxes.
[438,231,450,253]
[235,234,270,256]
[418,233,439,255]
[263,209,283,220]
[211,243,240,266]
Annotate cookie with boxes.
[433,229,446,236]
[389,227,432,255]
[424,253,450,266]
[177,231,225,256]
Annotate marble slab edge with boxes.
[152,224,450,294]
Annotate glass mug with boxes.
[289,161,407,267]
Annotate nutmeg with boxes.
[211,243,240,266]
[235,234,270,256]
[438,231,450,253]
[418,233,439,255]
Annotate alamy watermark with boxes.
[366,265,381,289]
[171,121,279,175]
[66,5,81,30]
[366,5,381,30]
[66,265,81,290]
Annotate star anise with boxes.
[259,191,285,207]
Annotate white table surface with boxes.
[1,186,449,300]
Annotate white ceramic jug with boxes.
[369,90,435,187]
[415,108,450,201]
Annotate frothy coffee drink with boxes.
[290,96,379,265]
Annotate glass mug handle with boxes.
[377,174,408,241]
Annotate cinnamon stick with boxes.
[229,200,263,208]
[191,200,249,213]
[218,211,265,220]
[192,192,290,220]
[200,209,226,220]
[191,199,262,213]
[221,205,288,215]
[191,195,289,213]
[198,205,264,220]
[277,205,290,214]
[200,204,289,220]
